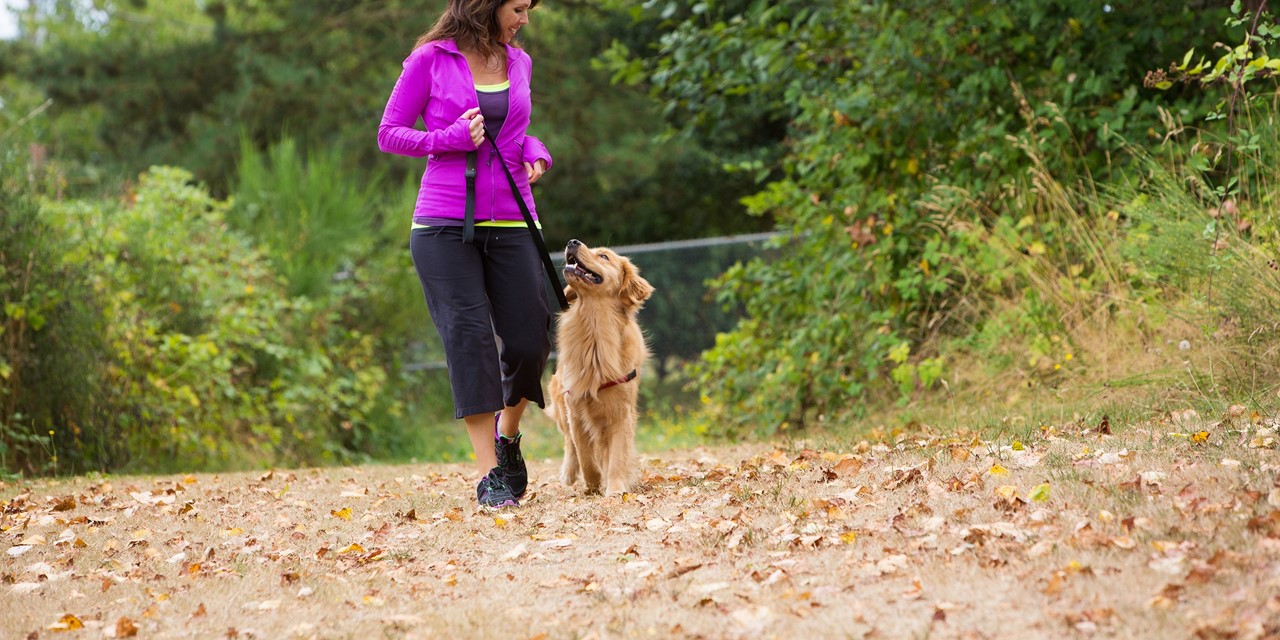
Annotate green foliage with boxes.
[1,166,410,474]
[0,142,104,475]
[231,135,384,299]
[9,0,1276,464]
[4,0,767,246]
[1148,2,1280,212]
[612,0,1240,434]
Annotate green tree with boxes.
[2,0,766,244]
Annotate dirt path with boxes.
[3,412,1278,639]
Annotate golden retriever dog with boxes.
[544,239,654,496]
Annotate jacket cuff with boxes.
[523,136,553,170]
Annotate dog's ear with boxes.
[619,260,654,308]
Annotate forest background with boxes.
[1,0,1278,477]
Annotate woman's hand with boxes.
[463,107,485,148]
[525,158,547,184]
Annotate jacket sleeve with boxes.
[522,135,553,170]
[378,48,475,157]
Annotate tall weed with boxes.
[922,105,1280,415]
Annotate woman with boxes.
[377,0,551,509]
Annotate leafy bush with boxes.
[229,136,456,460]
[612,0,1243,434]
[0,146,105,475]
[1,167,407,473]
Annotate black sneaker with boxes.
[494,416,528,498]
[476,469,519,509]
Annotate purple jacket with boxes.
[378,39,552,222]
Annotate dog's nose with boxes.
[567,239,582,248]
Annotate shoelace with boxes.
[478,473,516,505]
[496,437,522,467]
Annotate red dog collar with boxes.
[598,369,638,391]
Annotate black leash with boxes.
[465,137,568,312]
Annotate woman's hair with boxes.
[414,0,540,60]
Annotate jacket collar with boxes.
[432,38,518,63]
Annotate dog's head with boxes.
[562,239,653,308]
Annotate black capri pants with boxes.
[410,225,551,419]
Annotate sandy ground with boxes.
[2,412,1279,639]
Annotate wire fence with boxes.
[402,231,782,376]
[591,232,779,378]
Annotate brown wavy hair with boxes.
[414,0,540,60]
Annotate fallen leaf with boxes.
[331,507,353,521]
[48,613,83,631]
[875,555,909,575]
[1029,483,1051,502]
[116,616,139,637]
[831,457,863,478]
[1251,428,1277,449]
[1148,555,1186,575]
[1111,535,1137,550]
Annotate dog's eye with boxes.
[598,253,609,261]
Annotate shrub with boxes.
[0,149,105,475]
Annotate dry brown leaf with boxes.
[116,616,139,637]
[883,464,925,490]
[831,457,863,478]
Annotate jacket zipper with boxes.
[487,145,497,221]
